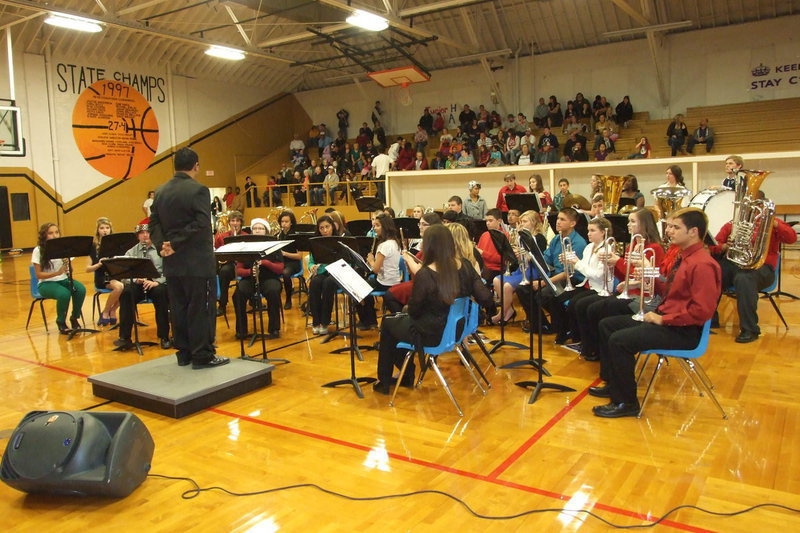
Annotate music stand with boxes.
[345,219,373,236]
[44,236,98,340]
[604,214,631,244]
[321,256,377,399]
[224,234,276,244]
[514,234,576,403]
[103,257,160,355]
[505,193,541,214]
[97,233,140,330]
[547,211,589,241]
[470,219,487,243]
[486,229,528,356]
[355,196,384,213]
[293,223,316,233]
[215,240,293,365]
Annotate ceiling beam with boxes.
[224,4,251,46]
[608,0,651,26]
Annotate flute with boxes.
[400,228,408,253]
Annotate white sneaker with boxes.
[311,325,323,335]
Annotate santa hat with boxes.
[136,218,150,233]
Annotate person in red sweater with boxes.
[477,208,507,284]
[710,200,796,343]
[231,218,283,339]
[496,173,527,213]
[592,208,721,418]
[214,211,249,316]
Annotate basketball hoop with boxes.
[396,85,412,107]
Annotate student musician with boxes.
[573,207,664,360]
[307,215,339,335]
[373,224,493,394]
[86,217,124,326]
[278,211,302,310]
[490,210,547,325]
[232,218,284,340]
[384,212,441,313]
[516,207,587,334]
[32,223,87,334]
[357,213,403,330]
[557,216,615,345]
[476,208,507,284]
[116,220,171,350]
[214,210,249,317]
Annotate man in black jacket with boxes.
[149,147,229,369]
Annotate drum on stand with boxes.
[689,188,734,239]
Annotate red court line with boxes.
[487,377,603,479]
[0,351,89,378]
[211,407,712,532]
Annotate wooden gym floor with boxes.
[1,250,799,532]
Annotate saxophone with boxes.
[726,170,774,270]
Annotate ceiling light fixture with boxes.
[205,45,245,61]
[346,9,389,32]
[44,13,102,33]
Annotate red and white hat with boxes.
[135,218,150,233]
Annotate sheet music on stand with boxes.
[326,259,373,304]
[215,240,293,255]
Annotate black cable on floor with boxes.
[147,473,800,529]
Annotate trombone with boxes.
[560,235,577,291]
[596,229,616,297]
[631,248,659,321]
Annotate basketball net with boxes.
[396,85,412,107]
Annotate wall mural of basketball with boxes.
[72,80,159,180]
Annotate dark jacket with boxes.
[149,171,215,278]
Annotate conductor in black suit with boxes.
[149,147,230,369]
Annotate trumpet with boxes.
[517,229,531,286]
[618,234,644,300]
[631,248,659,321]
[560,235,576,291]
[596,229,616,297]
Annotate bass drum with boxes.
[689,188,734,239]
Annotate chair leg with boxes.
[457,344,491,389]
[389,350,415,407]
[92,292,99,324]
[416,354,431,386]
[636,353,653,385]
[637,356,665,418]
[39,300,48,332]
[768,294,789,330]
[455,346,487,394]
[428,356,464,417]
[471,332,497,368]
[26,300,37,330]
[682,359,728,419]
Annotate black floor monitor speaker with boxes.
[1,410,154,498]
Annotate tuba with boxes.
[726,170,774,270]
[299,208,318,224]
[599,175,626,214]
[651,186,692,220]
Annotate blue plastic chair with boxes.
[456,299,495,386]
[389,297,485,416]
[92,285,113,324]
[290,266,307,309]
[26,265,53,332]
[636,320,726,419]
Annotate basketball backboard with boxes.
[0,105,24,156]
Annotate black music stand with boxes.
[44,236,98,340]
[345,219,373,236]
[321,253,377,399]
[514,234,575,403]
[103,257,160,355]
[97,233,139,330]
[215,240,291,365]
[308,236,360,347]
[604,214,631,244]
[355,196,384,213]
[505,193,541,215]
[293,223,316,233]
[292,232,315,315]
[224,234,277,244]
[487,229,528,356]
[548,211,589,241]
[470,219,487,243]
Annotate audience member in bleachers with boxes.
[505,129,521,163]
[578,101,593,130]
[289,133,305,158]
[371,147,391,203]
[593,128,616,154]
[687,118,715,154]
[439,128,453,156]
[418,108,433,135]
[534,97,549,127]
[396,141,415,171]
[459,104,477,130]
[336,108,349,139]
[563,101,577,125]
[496,173,527,213]
[291,171,306,206]
[666,114,689,156]
[476,145,491,167]
[528,174,553,209]
[464,180,487,220]
[488,144,505,166]
[535,126,560,164]
[409,151,428,171]
[594,143,609,161]
[374,120,386,148]
[414,125,429,154]
[433,112,445,134]
[573,93,588,114]
[478,105,490,131]
[563,130,588,161]
[457,147,476,168]
[516,143,534,165]
[445,153,458,169]
[616,96,633,127]
[357,122,373,146]
[322,166,339,205]
[431,152,446,170]
[503,113,517,135]
[571,142,590,162]
[547,96,564,128]
[519,128,537,152]
[627,136,651,159]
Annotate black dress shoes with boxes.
[588,384,611,398]
[283,300,292,310]
[160,338,173,350]
[592,402,640,418]
[216,306,226,317]
[373,381,391,395]
[192,356,231,369]
[114,338,133,349]
[735,330,759,343]
[176,352,191,366]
